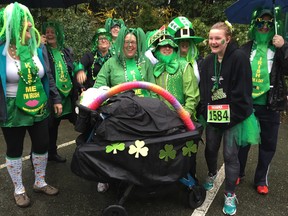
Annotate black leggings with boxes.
[1,118,49,158]
[205,125,240,193]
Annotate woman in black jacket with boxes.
[199,21,259,215]
[42,21,76,162]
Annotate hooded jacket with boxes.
[199,41,253,129]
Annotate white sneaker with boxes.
[97,182,109,193]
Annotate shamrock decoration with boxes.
[106,143,125,154]
[182,141,197,157]
[128,140,149,158]
[159,144,176,162]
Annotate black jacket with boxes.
[241,41,288,111]
[78,51,112,90]
[199,41,253,129]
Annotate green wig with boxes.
[177,40,199,64]
[42,21,65,50]
[248,7,284,40]
[0,2,40,56]
[0,8,4,42]
[104,18,125,32]
[114,26,147,65]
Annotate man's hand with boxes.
[272,35,285,48]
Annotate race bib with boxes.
[207,104,230,123]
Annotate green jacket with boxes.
[154,60,200,120]
[94,56,156,97]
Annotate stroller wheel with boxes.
[187,185,206,209]
[102,205,128,216]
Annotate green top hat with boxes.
[167,16,204,44]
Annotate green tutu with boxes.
[0,97,50,127]
[230,112,261,146]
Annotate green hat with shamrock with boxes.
[148,25,178,51]
[167,16,204,44]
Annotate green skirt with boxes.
[230,112,261,147]
[0,97,50,127]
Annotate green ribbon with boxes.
[51,48,72,97]
[15,45,48,116]
[153,60,179,78]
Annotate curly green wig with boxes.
[0,2,40,56]
[114,26,147,65]
[42,21,65,50]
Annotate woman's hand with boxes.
[41,35,47,45]
[76,70,87,84]
[54,103,63,117]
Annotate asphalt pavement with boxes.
[0,119,287,216]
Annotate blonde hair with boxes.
[210,22,233,38]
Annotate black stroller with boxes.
[71,83,206,216]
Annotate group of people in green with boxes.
[0,2,287,216]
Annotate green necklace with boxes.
[212,55,222,92]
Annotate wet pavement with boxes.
[0,119,287,216]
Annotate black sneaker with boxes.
[48,154,66,163]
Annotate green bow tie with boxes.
[153,60,179,78]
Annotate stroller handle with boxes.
[88,81,195,131]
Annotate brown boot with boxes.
[33,184,59,196]
[14,192,30,208]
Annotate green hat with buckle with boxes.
[167,16,204,44]
[148,25,178,51]
[93,28,112,41]
[91,28,112,52]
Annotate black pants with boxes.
[205,125,240,193]
[48,113,75,155]
[1,118,49,158]
[48,116,61,155]
[238,105,280,186]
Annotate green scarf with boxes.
[50,48,72,97]
[15,45,48,116]
[251,31,274,104]
[153,51,179,78]
[125,58,149,97]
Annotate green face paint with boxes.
[221,39,225,44]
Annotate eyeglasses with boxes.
[124,41,137,46]
[98,37,109,42]
[255,17,274,29]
